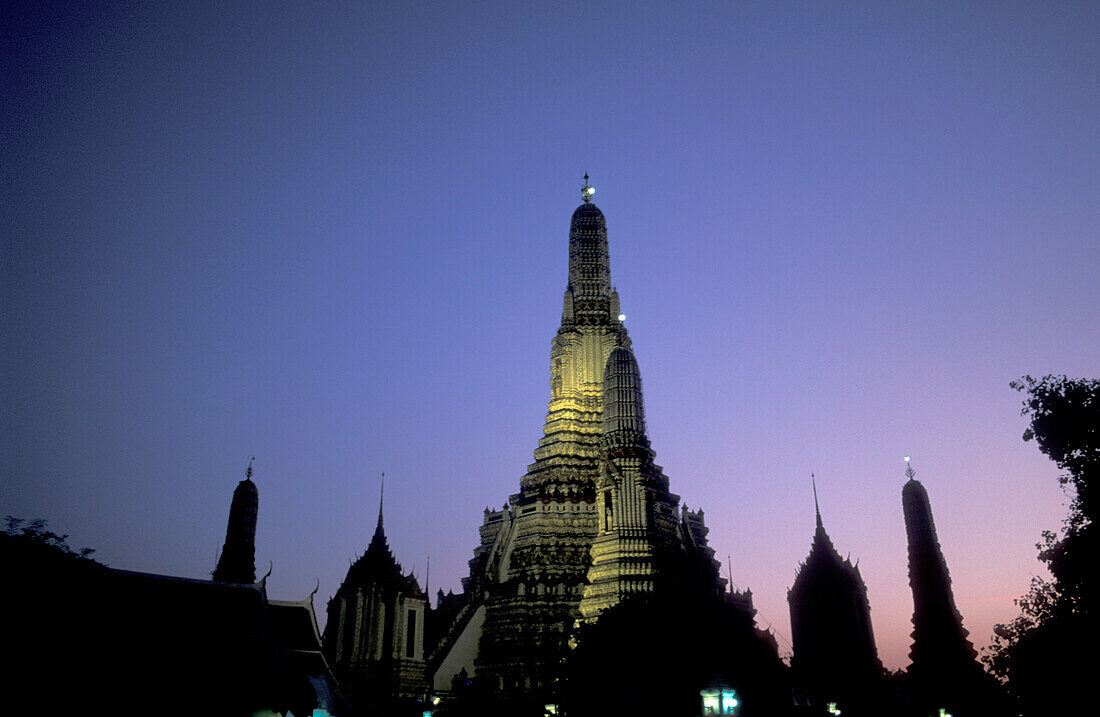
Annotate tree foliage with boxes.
[561,575,792,717]
[2,516,97,561]
[984,375,1097,714]
[1012,374,1099,527]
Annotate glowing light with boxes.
[904,455,911,462]
[700,686,740,715]
[618,314,626,321]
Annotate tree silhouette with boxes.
[984,375,1097,715]
[561,555,791,717]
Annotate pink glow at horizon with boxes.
[3,2,1096,671]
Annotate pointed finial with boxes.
[812,473,822,529]
[375,472,385,536]
[904,455,916,481]
[581,172,595,203]
[246,456,255,479]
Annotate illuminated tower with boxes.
[432,178,723,704]
[212,458,258,584]
[903,459,988,702]
[469,176,630,697]
[579,346,684,619]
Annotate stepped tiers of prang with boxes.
[427,177,733,701]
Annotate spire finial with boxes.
[812,473,822,529]
[581,172,594,203]
[246,455,255,480]
[375,472,385,536]
[904,455,916,481]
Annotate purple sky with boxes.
[3,2,1097,670]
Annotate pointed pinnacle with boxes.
[812,474,822,529]
[375,473,385,538]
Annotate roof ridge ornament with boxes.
[904,455,916,481]
[581,172,594,203]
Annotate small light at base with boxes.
[618,314,626,322]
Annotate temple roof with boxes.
[334,489,421,597]
[789,504,867,600]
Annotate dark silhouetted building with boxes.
[788,485,882,713]
[323,487,428,712]
[4,464,347,716]
[903,461,1006,715]
[213,458,259,584]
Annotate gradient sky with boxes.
[3,2,1097,670]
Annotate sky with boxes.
[3,1,1097,671]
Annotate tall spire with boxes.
[903,459,977,672]
[789,471,882,705]
[213,457,259,584]
[812,474,822,530]
[525,176,629,497]
[476,181,633,690]
[374,473,385,540]
[566,173,613,315]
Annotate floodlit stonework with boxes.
[430,179,727,701]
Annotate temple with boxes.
[429,176,729,705]
[213,457,259,583]
[323,482,428,712]
[788,481,883,712]
[902,460,1004,714]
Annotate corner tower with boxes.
[213,458,258,584]
[579,346,682,619]
[903,461,976,671]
